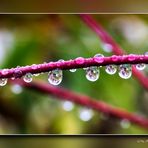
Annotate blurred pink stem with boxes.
[80,14,148,90]
[14,79,148,129]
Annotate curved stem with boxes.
[13,79,148,129]
[80,14,148,90]
[0,54,148,79]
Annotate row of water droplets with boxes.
[0,53,148,86]
[47,53,148,85]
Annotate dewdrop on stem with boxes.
[23,73,33,83]
[118,64,132,79]
[94,53,104,64]
[105,65,117,75]
[85,66,100,82]
[48,69,63,85]
[136,64,146,70]
[0,78,7,86]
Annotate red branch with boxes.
[14,79,148,129]
[80,14,148,90]
[0,55,148,79]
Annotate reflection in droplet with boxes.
[23,73,33,83]
[85,66,100,82]
[105,65,117,75]
[118,64,132,79]
[48,69,63,85]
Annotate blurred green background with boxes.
[0,14,148,134]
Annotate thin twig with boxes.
[13,79,148,129]
[80,14,148,90]
[0,54,148,79]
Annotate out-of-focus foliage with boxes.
[0,14,148,134]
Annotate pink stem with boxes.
[1,55,148,79]
[14,79,148,129]
[80,14,148,90]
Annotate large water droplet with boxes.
[105,65,117,75]
[69,69,76,72]
[48,69,63,85]
[136,63,146,70]
[94,53,104,63]
[23,73,33,83]
[118,64,132,79]
[0,78,7,86]
[62,101,74,111]
[79,108,94,122]
[85,66,99,82]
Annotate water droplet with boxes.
[23,73,33,83]
[94,53,104,63]
[1,69,9,75]
[94,53,104,58]
[11,84,22,94]
[57,59,65,67]
[85,66,100,82]
[118,64,132,79]
[79,108,94,122]
[128,54,136,61]
[58,59,65,62]
[31,64,38,70]
[0,78,7,86]
[69,69,76,72]
[75,57,85,65]
[48,69,63,85]
[120,119,131,129]
[105,65,117,75]
[136,63,146,70]
[62,101,74,111]
[111,55,118,62]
